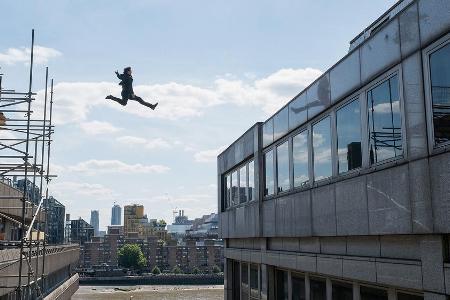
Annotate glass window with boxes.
[367,75,403,164]
[430,42,450,145]
[263,119,274,148]
[292,274,306,300]
[397,293,423,300]
[242,263,249,300]
[248,161,255,202]
[360,286,387,300]
[264,150,274,196]
[310,277,326,300]
[332,281,353,300]
[239,165,247,204]
[274,107,289,141]
[293,130,309,188]
[289,93,308,130]
[276,270,288,300]
[231,170,238,206]
[277,141,290,193]
[250,264,259,299]
[313,117,332,181]
[337,99,362,173]
[225,174,231,208]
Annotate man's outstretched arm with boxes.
[115,70,123,80]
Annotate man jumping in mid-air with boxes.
[106,67,158,110]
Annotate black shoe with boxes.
[105,95,112,100]
[151,102,158,110]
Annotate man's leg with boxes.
[130,95,158,110]
[106,95,128,106]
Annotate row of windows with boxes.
[275,269,422,300]
[265,73,402,196]
[224,160,255,209]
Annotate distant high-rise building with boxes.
[111,204,121,225]
[44,196,65,244]
[70,218,94,245]
[90,210,99,236]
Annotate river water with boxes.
[73,285,224,300]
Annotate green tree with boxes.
[192,267,201,274]
[118,244,147,270]
[212,265,221,274]
[172,265,182,274]
[151,266,161,274]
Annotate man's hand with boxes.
[115,70,119,75]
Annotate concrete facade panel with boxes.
[399,3,421,58]
[236,207,245,238]
[409,159,433,233]
[282,238,300,252]
[335,176,369,235]
[418,0,450,46]
[376,261,423,290]
[346,236,381,257]
[361,20,401,83]
[430,152,450,232]
[299,237,321,253]
[317,256,343,277]
[276,196,294,237]
[292,190,312,236]
[330,50,361,103]
[296,254,317,273]
[380,235,420,260]
[320,237,347,255]
[420,236,446,293]
[402,52,429,160]
[279,254,297,270]
[311,185,337,236]
[263,200,276,237]
[367,165,412,234]
[445,266,450,295]
[343,258,377,282]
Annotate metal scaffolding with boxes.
[0,29,56,299]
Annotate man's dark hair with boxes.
[124,66,131,73]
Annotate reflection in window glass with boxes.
[292,274,305,300]
[274,107,289,141]
[276,270,288,300]
[337,99,362,173]
[265,150,274,196]
[289,93,308,130]
[367,75,402,164]
[293,131,309,188]
[310,278,326,300]
[430,43,450,145]
[231,171,238,206]
[360,286,387,300]
[250,264,259,299]
[263,119,274,147]
[277,141,290,193]
[225,174,231,208]
[248,161,255,201]
[397,293,423,300]
[313,117,332,181]
[239,165,247,204]
[241,263,249,300]
[332,281,353,300]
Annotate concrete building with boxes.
[123,204,168,240]
[44,196,65,245]
[71,218,94,245]
[90,210,100,236]
[217,1,450,299]
[111,203,121,225]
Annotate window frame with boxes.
[363,67,406,168]
[263,148,276,198]
[223,158,255,210]
[335,95,363,176]
[311,114,333,184]
[291,126,311,191]
[276,139,291,195]
[423,32,450,153]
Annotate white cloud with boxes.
[116,135,172,150]
[79,120,122,135]
[68,159,170,175]
[194,145,227,163]
[373,100,400,114]
[34,67,322,125]
[51,181,114,200]
[0,45,62,65]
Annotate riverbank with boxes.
[73,285,224,300]
[79,273,224,285]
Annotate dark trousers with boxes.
[110,93,155,108]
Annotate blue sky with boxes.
[0,0,396,230]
